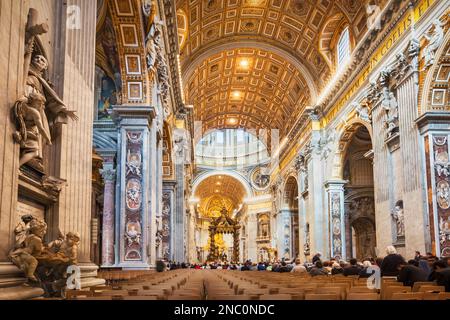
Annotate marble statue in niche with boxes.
[303,222,310,256]
[381,88,399,138]
[423,19,444,69]
[9,216,80,297]
[173,128,191,164]
[391,201,405,239]
[13,10,78,170]
[145,25,171,116]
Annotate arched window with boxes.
[337,27,350,67]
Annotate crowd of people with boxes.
[165,246,450,291]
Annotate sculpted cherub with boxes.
[59,232,80,265]
[13,214,35,249]
[9,218,47,283]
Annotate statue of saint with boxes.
[423,19,444,68]
[391,205,405,238]
[13,53,78,168]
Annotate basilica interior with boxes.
[0,0,450,301]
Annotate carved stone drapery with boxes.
[13,9,78,172]
[391,200,405,243]
[423,19,444,69]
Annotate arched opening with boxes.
[191,174,248,263]
[341,125,377,260]
[281,176,299,260]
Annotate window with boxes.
[337,27,350,67]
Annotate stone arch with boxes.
[336,121,376,260]
[279,175,300,260]
[332,118,373,179]
[176,9,188,51]
[191,170,253,199]
[319,10,353,70]
[420,29,450,113]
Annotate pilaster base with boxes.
[79,263,106,288]
[0,263,44,300]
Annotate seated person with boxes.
[359,260,374,278]
[291,258,307,273]
[309,261,329,276]
[278,261,290,273]
[343,258,361,276]
[397,259,428,287]
[331,262,344,275]
[381,246,406,276]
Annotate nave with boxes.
[61,268,450,301]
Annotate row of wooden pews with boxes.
[203,270,450,300]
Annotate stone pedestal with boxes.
[0,263,44,300]
[79,263,106,288]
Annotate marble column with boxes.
[416,113,450,257]
[99,154,116,267]
[162,182,176,261]
[279,209,292,259]
[173,127,188,263]
[325,180,347,260]
[247,212,258,262]
[296,154,308,262]
[308,113,328,257]
[114,106,155,269]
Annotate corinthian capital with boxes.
[100,168,116,181]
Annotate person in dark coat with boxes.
[435,266,450,292]
[278,261,290,273]
[397,260,428,287]
[428,260,447,281]
[343,258,361,276]
[331,262,344,275]
[312,252,322,264]
[309,261,328,276]
[359,261,375,278]
[380,246,406,276]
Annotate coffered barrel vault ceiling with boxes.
[186,48,311,135]
[176,0,370,135]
